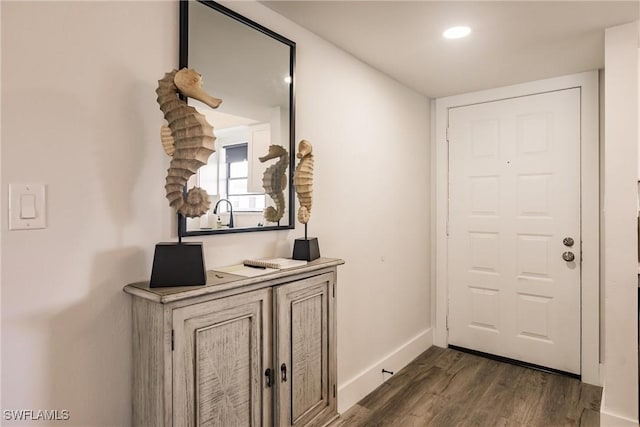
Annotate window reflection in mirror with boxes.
[185,115,285,230]
[225,144,266,214]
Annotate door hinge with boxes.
[446,315,449,331]
[171,329,175,351]
[333,384,336,398]
[446,127,450,142]
[332,282,336,298]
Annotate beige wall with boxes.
[1,1,431,424]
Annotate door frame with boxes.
[432,71,600,385]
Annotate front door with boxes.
[447,88,581,374]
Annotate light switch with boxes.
[9,183,46,230]
[20,194,37,219]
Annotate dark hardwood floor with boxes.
[331,346,602,427]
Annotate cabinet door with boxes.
[275,273,336,426]
[173,289,272,427]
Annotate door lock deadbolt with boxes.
[563,237,575,247]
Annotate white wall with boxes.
[2,2,176,426]
[601,20,640,426]
[1,1,431,425]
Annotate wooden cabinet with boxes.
[124,258,343,427]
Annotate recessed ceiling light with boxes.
[443,26,471,40]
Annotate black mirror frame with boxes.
[177,0,296,236]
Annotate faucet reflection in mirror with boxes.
[156,68,221,217]
[213,198,234,228]
[259,145,289,224]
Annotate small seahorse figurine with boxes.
[156,68,222,218]
[259,145,289,223]
[293,139,314,224]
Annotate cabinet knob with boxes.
[265,368,272,388]
[281,363,287,382]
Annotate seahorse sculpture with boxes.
[156,68,222,218]
[259,145,289,223]
[293,139,314,224]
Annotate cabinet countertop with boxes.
[124,257,345,304]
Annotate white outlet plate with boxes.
[9,183,46,230]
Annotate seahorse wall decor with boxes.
[156,68,222,218]
[259,145,289,223]
[293,139,314,224]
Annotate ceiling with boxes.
[262,1,639,98]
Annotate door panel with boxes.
[173,289,272,427]
[448,88,581,374]
[275,273,334,426]
[195,317,252,426]
[291,294,324,421]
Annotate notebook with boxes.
[214,264,278,278]
[243,257,308,270]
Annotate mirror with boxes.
[178,0,296,236]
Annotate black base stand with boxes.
[292,237,320,261]
[150,242,206,288]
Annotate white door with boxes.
[447,88,581,374]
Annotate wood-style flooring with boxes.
[331,346,602,427]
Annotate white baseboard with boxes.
[337,328,433,414]
[600,410,639,427]
[600,385,640,427]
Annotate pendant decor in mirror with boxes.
[178,0,296,236]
